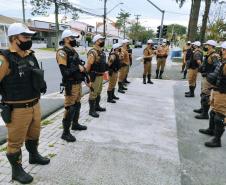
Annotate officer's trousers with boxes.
[108,72,118,91]
[143,61,152,75]
[89,76,103,100]
[6,102,41,153]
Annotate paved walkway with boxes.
[0,78,181,185]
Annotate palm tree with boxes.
[176,0,202,41]
[200,0,219,43]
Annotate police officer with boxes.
[118,39,130,93]
[185,41,203,97]
[194,40,220,119]
[86,34,107,118]
[199,41,226,147]
[56,29,87,142]
[0,23,50,184]
[181,41,192,79]
[107,43,122,103]
[124,43,132,84]
[156,39,169,79]
[143,39,154,84]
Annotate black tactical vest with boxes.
[109,52,121,72]
[0,49,40,101]
[61,47,83,83]
[216,62,226,93]
[189,50,202,69]
[204,52,219,74]
[88,48,107,73]
[185,48,192,61]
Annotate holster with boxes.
[0,104,12,124]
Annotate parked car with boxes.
[134,41,143,48]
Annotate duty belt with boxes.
[5,99,39,109]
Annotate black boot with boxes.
[205,113,225,147]
[147,74,154,84]
[7,150,33,184]
[96,95,106,112]
[124,75,130,83]
[199,110,215,136]
[89,99,99,118]
[107,91,116,103]
[195,104,209,119]
[155,70,159,79]
[193,107,203,114]
[112,88,119,100]
[185,86,195,97]
[25,140,50,165]
[71,102,87,131]
[143,75,146,84]
[61,118,76,142]
[122,82,128,90]
[159,70,164,79]
[118,82,125,94]
[183,69,187,79]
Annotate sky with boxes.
[0,0,225,31]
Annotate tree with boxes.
[127,24,154,43]
[200,0,219,43]
[167,24,187,37]
[206,19,226,41]
[176,0,201,41]
[206,2,226,41]
[116,9,131,39]
[30,0,79,49]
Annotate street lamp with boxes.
[146,0,165,45]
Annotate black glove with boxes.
[40,81,47,94]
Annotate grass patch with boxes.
[41,120,53,126]
[47,153,57,158]
[79,51,86,55]
[0,146,7,152]
[48,144,54,147]
[38,48,55,52]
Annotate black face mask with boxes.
[17,40,32,51]
[99,42,105,48]
[118,48,121,52]
[203,47,208,52]
[69,40,77,47]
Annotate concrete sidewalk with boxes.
[0,79,181,185]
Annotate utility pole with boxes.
[134,14,141,41]
[146,0,165,45]
[22,0,25,23]
[134,14,141,25]
[103,0,107,37]
[54,0,59,51]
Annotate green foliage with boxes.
[41,120,53,126]
[30,0,79,19]
[0,146,7,152]
[207,19,226,41]
[116,9,131,37]
[128,24,154,43]
[167,24,187,36]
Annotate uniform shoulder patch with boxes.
[58,50,66,58]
